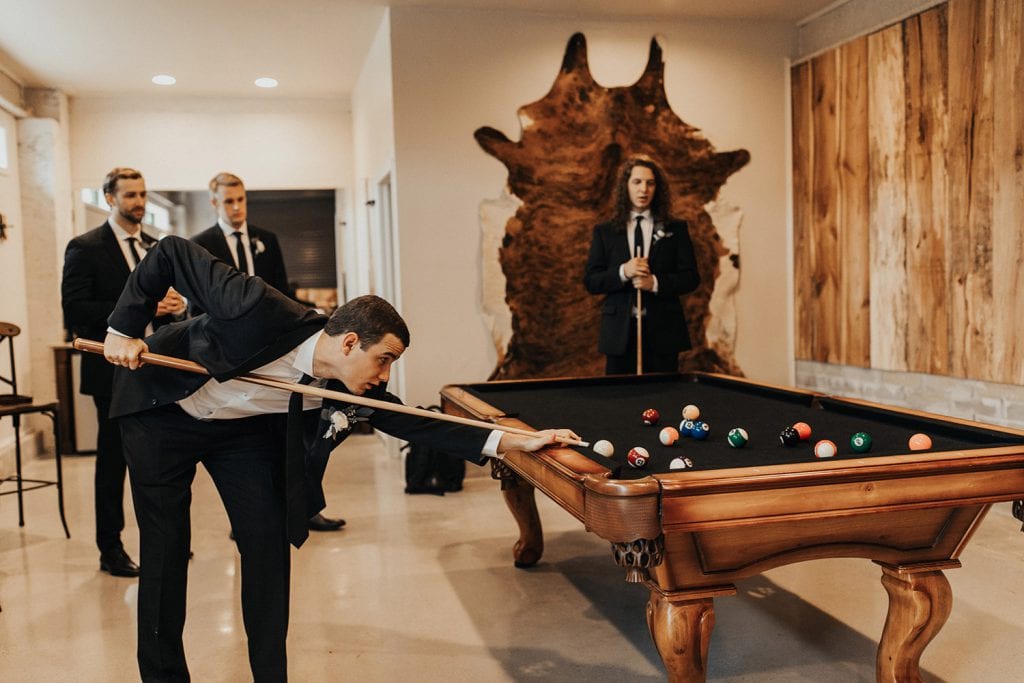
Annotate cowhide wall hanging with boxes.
[476,33,750,380]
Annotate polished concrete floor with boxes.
[3,434,1024,682]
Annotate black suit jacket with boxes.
[191,224,292,298]
[108,237,490,462]
[61,223,173,397]
[583,219,700,356]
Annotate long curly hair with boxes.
[609,155,672,226]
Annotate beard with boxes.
[119,206,144,225]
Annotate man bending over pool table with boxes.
[102,236,577,682]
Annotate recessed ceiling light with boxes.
[151,74,176,86]
[254,77,278,89]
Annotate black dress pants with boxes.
[92,395,127,554]
[605,317,680,375]
[120,405,290,683]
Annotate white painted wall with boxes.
[349,10,395,303]
[388,7,796,406]
[69,96,353,195]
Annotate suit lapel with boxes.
[99,223,131,279]
[207,226,234,264]
[648,221,672,259]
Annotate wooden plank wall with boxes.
[791,0,1024,384]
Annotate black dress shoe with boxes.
[308,513,346,531]
[404,485,446,496]
[99,547,140,577]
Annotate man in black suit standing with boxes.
[190,171,341,532]
[61,167,186,577]
[102,236,577,682]
[191,171,292,298]
[584,156,701,374]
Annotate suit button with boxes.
[150,398,158,405]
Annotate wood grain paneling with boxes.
[991,0,1024,384]
[792,61,814,361]
[792,0,1024,385]
[904,7,949,376]
[868,24,908,372]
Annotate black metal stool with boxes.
[0,322,70,538]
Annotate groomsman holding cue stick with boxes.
[101,235,578,682]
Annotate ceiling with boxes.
[0,0,840,100]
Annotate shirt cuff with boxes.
[618,264,628,282]
[651,275,659,294]
[483,430,504,459]
[106,326,132,338]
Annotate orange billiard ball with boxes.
[909,433,932,451]
[793,422,812,441]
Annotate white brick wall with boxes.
[795,361,1024,430]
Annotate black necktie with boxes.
[126,237,142,266]
[286,374,315,548]
[233,231,250,274]
[634,216,644,258]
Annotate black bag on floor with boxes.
[402,405,465,495]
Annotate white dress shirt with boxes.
[618,211,660,294]
[218,219,255,276]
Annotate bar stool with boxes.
[0,322,70,538]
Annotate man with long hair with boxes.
[583,156,700,374]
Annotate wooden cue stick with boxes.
[635,287,643,375]
[72,338,589,448]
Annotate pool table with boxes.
[439,373,1024,682]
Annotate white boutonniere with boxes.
[251,237,266,256]
[652,228,673,245]
[321,405,371,440]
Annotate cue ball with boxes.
[682,404,700,421]
[691,421,710,440]
[659,427,679,446]
[642,408,660,426]
[593,440,615,458]
[627,446,649,468]
[669,457,694,470]
[727,428,749,448]
[814,439,838,458]
[850,432,873,453]
[779,426,801,446]
[909,433,933,451]
[793,422,812,440]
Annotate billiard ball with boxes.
[793,422,812,440]
[659,427,679,446]
[680,419,696,436]
[779,426,801,446]
[691,421,710,440]
[850,432,872,453]
[727,427,748,448]
[627,446,649,468]
[669,457,694,470]
[682,404,700,421]
[814,439,838,458]
[593,440,615,458]
[642,408,660,425]
[909,433,932,451]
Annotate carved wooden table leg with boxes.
[876,561,958,683]
[644,583,737,682]
[491,460,543,567]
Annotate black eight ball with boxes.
[779,426,801,447]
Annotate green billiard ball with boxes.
[850,432,873,453]
[727,427,749,448]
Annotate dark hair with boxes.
[324,295,410,349]
[610,155,671,225]
[102,167,143,196]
